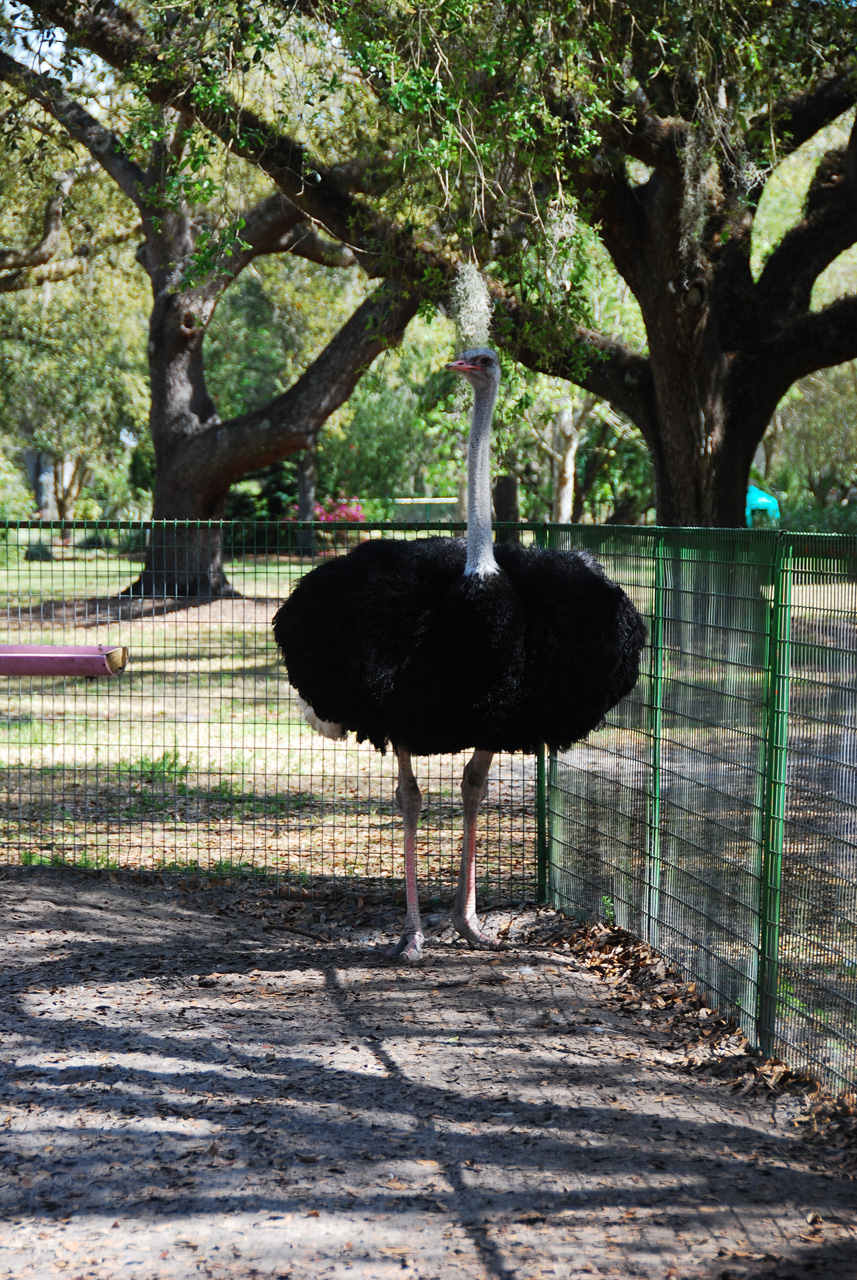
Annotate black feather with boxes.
[273,536,645,756]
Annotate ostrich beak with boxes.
[446,359,481,373]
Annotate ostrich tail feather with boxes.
[298,695,347,741]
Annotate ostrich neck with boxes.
[464,382,499,577]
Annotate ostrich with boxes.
[273,349,645,962]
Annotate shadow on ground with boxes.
[0,869,855,1280]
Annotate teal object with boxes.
[746,485,781,525]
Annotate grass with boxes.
[0,551,537,902]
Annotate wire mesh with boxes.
[547,526,857,1092]
[778,534,857,1089]
[0,520,537,906]
[3,518,855,1090]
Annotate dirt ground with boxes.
[1,869,855,1280]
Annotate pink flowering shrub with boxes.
[311,494,366,523]
[282,493,366,551]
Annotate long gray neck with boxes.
[464,380,499,577]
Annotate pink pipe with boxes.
[0,644,129,678]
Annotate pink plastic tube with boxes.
[0,644,129,678]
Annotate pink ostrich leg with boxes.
[387,746,425,963]
[453,749,498,948]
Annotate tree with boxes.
[773,362,857,508]
[0,264,149,518]
[4,1,857,534]
[0,36,419,594]
[522,392,655,524]
[310,0,857,525]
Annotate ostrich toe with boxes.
[387,929,425,964]
[452,911,499,950]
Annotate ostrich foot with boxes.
[452,912,499,950]
[387,929,424,964]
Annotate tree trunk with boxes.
[126,275,235,597]
[128,524,233,597]
[128,227,419,595]
[296,445,318,559]
[641,298,751,527]
[22,450,56,519]
[553,408,579,523]
[492,473,519,541]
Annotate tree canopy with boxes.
[1,0,857,534]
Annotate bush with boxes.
[24,541,53,561]
[0,530,21,567]
[78,529,115,550]
[310,494,365,523]
[222,519,287,556]
[779,497,857,535]
[117,527,150,558]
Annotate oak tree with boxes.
[4,1,857,534]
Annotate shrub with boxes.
[24,541,53,561]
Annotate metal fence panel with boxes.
[0,521,536,905]
[777,535,857,1088]
[544,527,653,941]
[3,518,855,1091]
[547,526,857,1092]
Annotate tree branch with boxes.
[754,119,857,321]
[0,170,74,269]
[764,295,857,391]
[0,49,149,214]
[285,224,358,269]
[191,193,357,302]
[751,67,857,169]
[494,288,657,443]
[159,280,420,503]
[0,224,141,293]
[597,107,687,178]
[21,1,450,284]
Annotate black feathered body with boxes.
[273,537,645,756]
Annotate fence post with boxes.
[534,523,550,903]
[536,743,548,903]
[757,537,793,1057]
[645,533,667,950]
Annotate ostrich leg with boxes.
[453,748,498,948]
[387,746,425,963]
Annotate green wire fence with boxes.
[0,520,537,907]
[0,520,854,1092]
[548,525,857,1094]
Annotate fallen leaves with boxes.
[544,918,857,1170]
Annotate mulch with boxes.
[1,867,856,1280]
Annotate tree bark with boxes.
[553,422,578,524]
[22,450,56,519]
[492,474,519,541]
[296,446,318,559]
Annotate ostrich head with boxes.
[446,348,501,394]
